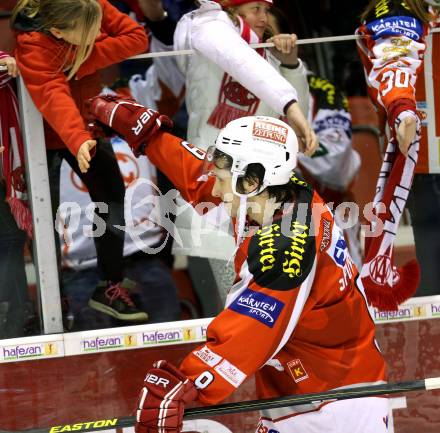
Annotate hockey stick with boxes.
[0,378,439,433]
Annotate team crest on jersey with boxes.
[228,288,284,328]
[287,359,309,383]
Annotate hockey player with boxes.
[87,95,388,433]
[356,0,439,308]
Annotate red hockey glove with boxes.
[85,95,173,156]
[135,360,198,433]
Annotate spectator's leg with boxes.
[0,182,29,338]
[122,254,181,323]
[61,266,115,331]
[46,149,63,278]
[62,140,125,282]
[407,173,440,296]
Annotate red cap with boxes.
[215,0,273,7]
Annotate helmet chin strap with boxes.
[231,172,266,247]
[236,195,248,247]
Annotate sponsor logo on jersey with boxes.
[193,345,222,368]
[319,218,332,252]
[367,16,423,41]
[214,359,246,388]
[255,223,281,273]
[49,419,117,433]
[327,228,348,268]
[252,120,288,144]
[287,359,309,383]
[228,288,284,328]
[282,221,309,279]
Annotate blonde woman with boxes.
[175,0,314,152]
[11,0,149,322]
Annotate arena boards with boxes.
[0,296,439,433]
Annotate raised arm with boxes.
[75,0,148,79]
[87,95,219,206]
[356,5,430,153]
[15,35,91,155]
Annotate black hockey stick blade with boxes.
[1,377,439,433]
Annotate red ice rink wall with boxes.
[0,309,439,433]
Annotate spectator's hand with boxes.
[138,0,167,21]
[286,102,318,156]
[267,33,299,67]
[0,146,4,154]
[0,55,19,78]
[396,115,417,156]
[77,140,96,173]
[135,360,198,433]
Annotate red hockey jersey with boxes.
[145,131,386,410]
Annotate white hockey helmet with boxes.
[204,116,298,197]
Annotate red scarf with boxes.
[0,53,32,238]
[360,110,420,311]
[207,16,263,129]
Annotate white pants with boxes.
[256,397,389,433]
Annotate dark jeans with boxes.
[0,182,30,338]
[407,173,440,296]
[47,140,125,282]
[62,254,181,330]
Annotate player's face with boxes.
[210,167,242,218]
[236,1,271,39]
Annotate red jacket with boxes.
[14,0,148,155]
